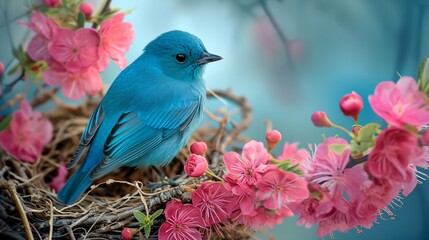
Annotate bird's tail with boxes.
[57,167,93,205]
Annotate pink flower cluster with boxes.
[301,76,429,237]
[0,100,53,163]
[21,10,134,100]
[160,140,311,239]
[290,137,375,236]
[223,140,309,229]
[159,183,235,240]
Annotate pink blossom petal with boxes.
[242,140,268,166]
[27,35,51,62]
[81,67,103,96]
[62,76,87,100]
[224,152,245,174]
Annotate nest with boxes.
[0,89,254,240]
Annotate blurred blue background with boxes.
[1,0,429,239]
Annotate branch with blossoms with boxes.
[0,0,134,163]
[122,59,429,239]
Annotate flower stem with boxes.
[205,168,223,182]
[332,123,354,138]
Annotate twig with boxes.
[346,155,369,169]
[259,0,294,70]
[92,0,112,29]
[48,199,54,240]
[0,180,34,240]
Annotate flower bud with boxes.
[339,91,363,121]
[265,130,282,150]
[79,2,94,18]
[190,141,207,156]
[0,61,4,76]
[184,154,208,177]
[311,111,333,127]
[121,227,139,240]
[43,0,62,7]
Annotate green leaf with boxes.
[149,209,163,221]
[277,160,291,172]
[77,12,85,28]
[132,209,164,238]
[350,123,379,156]
[133,210,148,225]
[7,64,20,76]
[357,123,379,141]
[0,116,12,131]
[144,226,151,238]
[417,58,429,96]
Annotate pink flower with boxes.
[49,27,100,73]
[192,182,235,227]
[265,130,282,150]
[256,168,309,210]
[277,142,310,171]
[356,178,401,216]
[184,154,208,177]
[307,137,367,202]
[311,111,333,127]
[43,62,102,100]
[50,164,68,192]
[190,141,207,155]
[222,174,254,196]
[236,204,293,230]
[369,76,429,127]
[43,0,61,7]
[0,61,4,76]
[366,127,420,183]
[158,199,203,240]
[223,140,269,186]
[20,12,59,63]
[97,13,134,71]
[316,204,358,237]
[0,100,53,163]
[79,2,93,18]
[339,91,363,121]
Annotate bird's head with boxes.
[143,30,222,81]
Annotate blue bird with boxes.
[57,30,222,205]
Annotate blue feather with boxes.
[57,30,222,204]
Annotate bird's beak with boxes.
[197,51,222,65]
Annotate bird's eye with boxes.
[175,54,186,63]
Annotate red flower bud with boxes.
[265,130,282,150]
[43,0,61,7]
[339,91,363,121]
[190,141,207,156]
[121,227,139,240]
[184,154,208,177]
[79,2,94,18]
[311,111,333,127]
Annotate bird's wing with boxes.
[67,103,104,169]
[90,99,201,179]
